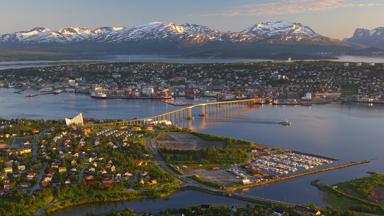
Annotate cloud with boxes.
[197,0,378,17]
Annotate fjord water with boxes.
[0,88,174,119]
[1,88,384,213]
[2,55,384,71]
[53,190,251,216]
[193,103,384,205]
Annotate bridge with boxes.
[91,98,265,128]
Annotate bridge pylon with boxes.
[186,107,194,120]
[199,105,207,117]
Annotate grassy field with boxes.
[336,172,384,204]
[156,132,225,151]
[157,132,255,166]
[189,175,224,189]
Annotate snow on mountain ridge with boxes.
[241,21,319,39]
[0,21,323,44]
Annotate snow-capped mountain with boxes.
[0,21,326,44]
[1,21,362,60]
[0,26,126,43]
[0,27,65,43]
[345,27,384,49]
[240,21,319,40]
[104,22,222,43]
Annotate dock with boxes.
[162,100,194,106]
[26,92,55,97]
[14,89,27,94]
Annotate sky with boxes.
[0,0,383,39]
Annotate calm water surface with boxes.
[1,88,384,214]
[194,104,384,206]
[0,88,173,119]
[53,190,250,216]
[2,55,384,70]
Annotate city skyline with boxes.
[0,0,383,39]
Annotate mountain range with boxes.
[0,21,332,44]
[345,27,384,49]
[0,21,381,60]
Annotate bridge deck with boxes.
[86,98,265,127]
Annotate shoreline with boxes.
[2,87,384,107]
[39,188,179,216]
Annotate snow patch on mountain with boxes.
[241,21,319,40]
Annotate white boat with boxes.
[91,91,107,99]
[279,120,291,126]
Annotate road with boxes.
[29,163,47,194]
[145,136,214,188]
[77,164,89,185]
[32,128,45,161]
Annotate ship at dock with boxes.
[90,86,108,99]
[90,91,107,99]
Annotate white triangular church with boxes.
[65,113,84,126]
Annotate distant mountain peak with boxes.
[241,21,319,39]
[29,27,51,32]
[20,27,51,36]
[346,26,384,49]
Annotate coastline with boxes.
[2,86,384,107]
[40,188,180,216]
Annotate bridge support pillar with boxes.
[178,111,182,128]
[199,105,207,117]
[187,107,193,120]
